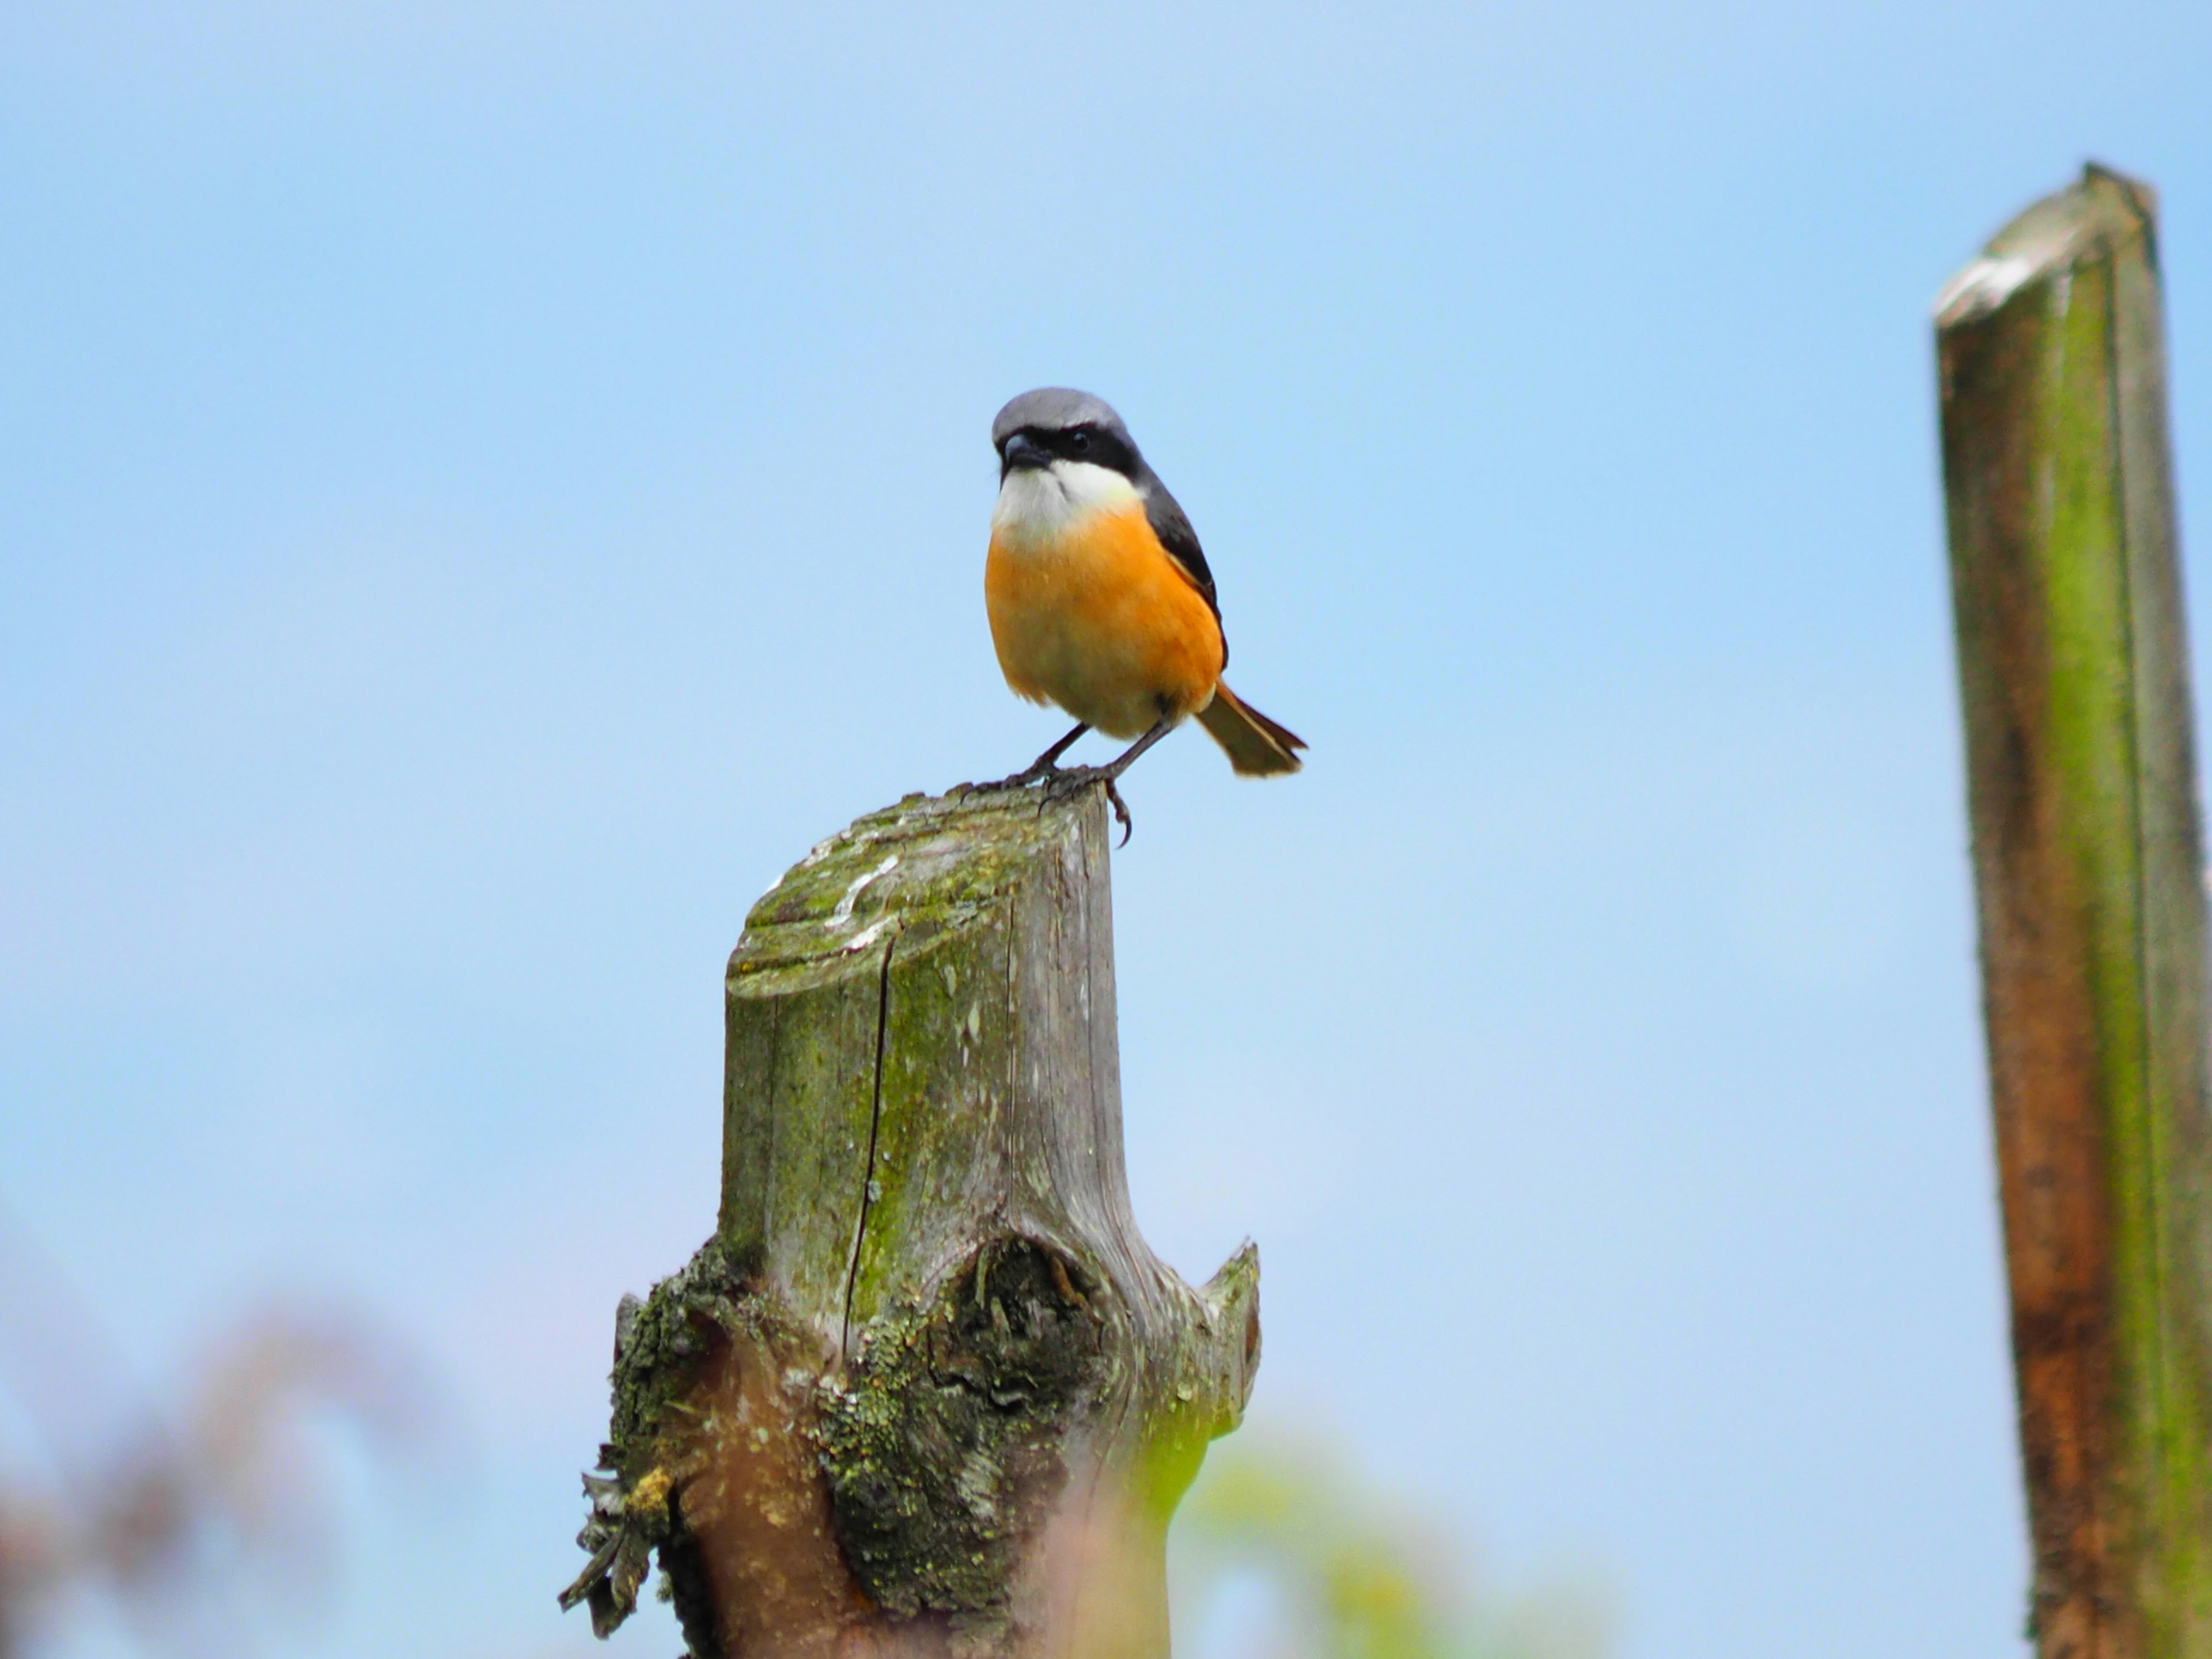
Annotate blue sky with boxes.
[3,2,2210,1656]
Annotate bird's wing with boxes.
[1139,476,1228,666]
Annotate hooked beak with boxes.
[1000,432,1048,477]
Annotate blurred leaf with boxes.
[1176,1429,1612,1659]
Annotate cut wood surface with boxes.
[562,783,1260,1659]
[1938,163,2211,1657]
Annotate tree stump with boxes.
[560,784,1261,1659]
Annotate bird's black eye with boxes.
[1066,430,1091,454]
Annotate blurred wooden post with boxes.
[1937,164,2212,1656]
[560,785,1259,1658]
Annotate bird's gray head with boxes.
[991,387,1145,483]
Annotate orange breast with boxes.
[985,505,1226,739]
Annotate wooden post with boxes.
[1937,164,2212,1656]
[559,785,1260,1658]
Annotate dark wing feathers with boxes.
[1138,473,1228,666]
[1140,485,1215,605]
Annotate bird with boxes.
[976,387,1305,842]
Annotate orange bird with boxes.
[978,387,1305,840]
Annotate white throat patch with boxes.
[992,460,1143,550]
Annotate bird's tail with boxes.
[1197,681,1308,777]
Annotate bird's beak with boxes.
[1000,432,1048,476]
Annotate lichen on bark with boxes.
[560,1235,759,1657]
[817,1235,1109,1620]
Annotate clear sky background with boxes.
[3,2,2210,1656]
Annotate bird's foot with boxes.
[965,722,1092,797]
[1038,766,1134,846]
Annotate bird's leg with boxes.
[971,722,1090,793]
[1096,715,1176,782]
[1025,720,1093,779]
[1041,714,1175,846]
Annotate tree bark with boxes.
[1938,163,2212,1657]
[561,784,1260,1658]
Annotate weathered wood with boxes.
[562,785,1260,1658]
[1937,163,2212,1657]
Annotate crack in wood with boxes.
[841,935,896,1360]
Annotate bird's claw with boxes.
[1036,766,1134,846]
[1105,782,1132,845]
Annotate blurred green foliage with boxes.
[1173,1430,1612,1659]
